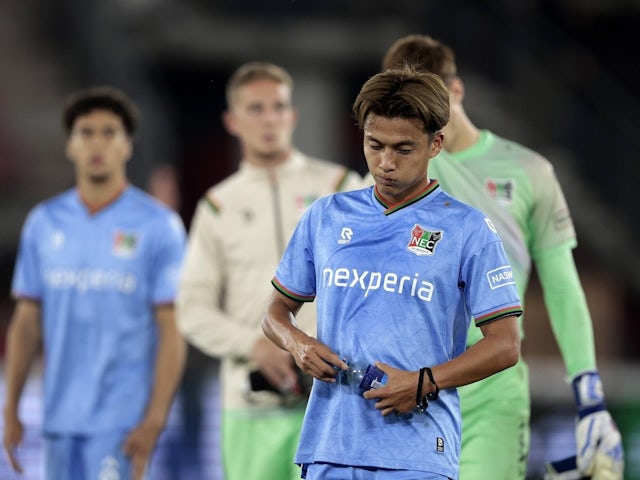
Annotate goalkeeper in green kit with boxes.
[381,35,624,480]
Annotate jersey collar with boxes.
[374,179,440,216]
[78,183,129,215]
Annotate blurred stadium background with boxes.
[0,1,639,479]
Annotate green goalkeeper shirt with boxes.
[429,130,596,375]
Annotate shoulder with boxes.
[126,186,174,215]
[297,153,363,191]
[125,186,185,233]
[310,187,370,215]
[489,131,554,171]
[436,189,494,228]
[24,188,76,224]
[197,171,247,214]
[301,154,347,173]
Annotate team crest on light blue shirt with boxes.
[112,231,138,258]
[407,224,443,256]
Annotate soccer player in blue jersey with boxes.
[381,35,624,480]
[261,67,522,479]
[2,86,187,480]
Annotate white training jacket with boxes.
[177,150,363,410]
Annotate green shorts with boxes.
[222,407,306,480]
[458,359,531,480]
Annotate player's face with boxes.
[224,79,297,164]
[364,114,443,205]
[66,109,132,185]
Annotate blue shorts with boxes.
[44,433,134,480]
[303,463,452,480]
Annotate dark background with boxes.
[0,1,639,478]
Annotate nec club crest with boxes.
[112,231,138,258]
[407,224,443,256]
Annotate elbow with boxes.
[261,314,275,342]
[502,335,521,370]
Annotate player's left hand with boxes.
[572,371,624,479]
[362,362,419,415]
[123,420,162,480]
[2,412,25,473]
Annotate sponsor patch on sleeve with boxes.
[553,208,574,231]
[486,266,516,290]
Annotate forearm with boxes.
[262,290,345,381]
[427,315,520,392]
[176,285,264,358]
[536,247,596,376]
[261,290,304,353]
[178,202,265,359]
[3,301,41,416]
[143,306,186,429]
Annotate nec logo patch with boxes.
[486,266,516,290]
[407,224,443,256]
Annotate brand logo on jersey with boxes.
[553,207,574,231]
[484,217,497,234]
[98,456,120,480]
[486,266,516,290]
[338,227,353,244]
[112,231,138,258]
[322,267,435,302]
[486,178,514,205]
[51,230,65,250]
[44,268,137,294]
[407,224,442,256]
[436,437,445,453]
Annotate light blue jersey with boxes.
[12,186,186,435]
[272,182,522,479]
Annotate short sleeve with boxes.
[150,211,187,304]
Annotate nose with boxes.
[263,107,283,123]
[379,149,395,172]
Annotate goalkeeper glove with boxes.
[544,455,589,479]
[572,371,624,479]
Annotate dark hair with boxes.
[382,35,457,84]
[352,66,450,135]
[62,85,139,136]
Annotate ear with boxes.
[124,137,133,162]
[65,137,74,164]
[429,131,444,159]
[222,109,237,136]
[448,76,465,104]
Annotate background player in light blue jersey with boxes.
[262,67,522,480]
[381,35,624,480]
[2,86,187,480]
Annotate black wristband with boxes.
[425,367,439,401]
[416,367,429,412]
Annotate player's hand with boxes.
[544,455,588,479]
[123,420,162,480]
[250,336,300,393]
[285,329,347,383]
[362,362,418,415]
[2,411,24,473]
[572,371,624,479]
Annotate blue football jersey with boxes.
[12,186,186,435]
[272,182,522,478]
